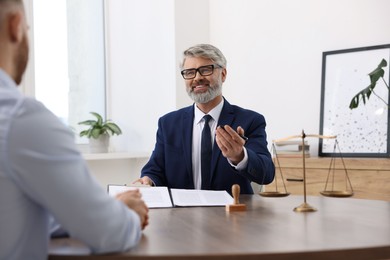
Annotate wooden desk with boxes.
[49,195,390,260]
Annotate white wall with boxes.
[105,0,390,157]
[174,0,210,109]
[105,0,177,155]
[208,0,390,155]
[86,158,149,188]
[88,0,177,186]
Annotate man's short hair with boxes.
[181,44,227,69]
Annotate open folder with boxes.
[107,185,234,208]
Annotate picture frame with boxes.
[319,44,390,157]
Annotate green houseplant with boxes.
[78,112,122,153]
[349,59,389,109]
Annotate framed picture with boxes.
[319,44,390,157]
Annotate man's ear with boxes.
[221,67,227,83]
[8,11,23,43]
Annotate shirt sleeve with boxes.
[7,99,141,253]
[227,147,249,170]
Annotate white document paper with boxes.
[107,185,173,208]
[108,185,234,208]
[170,189,233,207]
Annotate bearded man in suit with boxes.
[136,44,274,194]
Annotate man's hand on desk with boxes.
[116,189,149,230]
[133,176,154,186]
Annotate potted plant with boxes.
[349,59,388,109]
[78,112,122,153]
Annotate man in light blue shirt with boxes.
[0,1,149,259]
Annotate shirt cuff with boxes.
[228,147,248,170]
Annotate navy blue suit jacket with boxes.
[141,99,275,194]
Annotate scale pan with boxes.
[259,191,290,197]
[320,191,353,197]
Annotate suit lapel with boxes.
[211,99,234,182]
[182,105,195,186]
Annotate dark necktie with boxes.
[201,115,212,190]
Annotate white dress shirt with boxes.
[192,100,248,189]
[0,69,141,260]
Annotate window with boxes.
[31,0,106,143]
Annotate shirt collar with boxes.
[194,98,224,124]
[0,69,17,89]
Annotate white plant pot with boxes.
[89,134,110,153]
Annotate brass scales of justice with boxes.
[259,130,354,212]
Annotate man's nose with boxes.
[193,70,204,80]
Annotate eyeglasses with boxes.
[181,64,223,79]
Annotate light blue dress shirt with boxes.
[0,69,141,260]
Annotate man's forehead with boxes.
[183,57,213,68]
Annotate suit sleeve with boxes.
[236,113,275,185]
[140,117,168,186]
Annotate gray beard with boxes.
[187,81,222,104]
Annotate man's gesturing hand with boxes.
[215,125,246,165]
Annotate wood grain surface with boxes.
[49,195,390,260]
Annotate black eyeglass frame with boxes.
[180,64,223,79]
